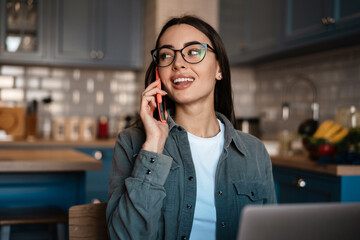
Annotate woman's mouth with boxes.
[173,78,194,84]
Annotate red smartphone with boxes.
[155,67,167,123]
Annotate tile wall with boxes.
[252,45,360,139]
[0,65,141,138]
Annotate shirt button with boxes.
[181,236,187,240]
[150,158,155,163]
[187,204,192,209]
[218,191,223,196]
[146,169,151,175]
[221,222,226,227]
[188,176,194,181]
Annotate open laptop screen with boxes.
[237,202,360,240]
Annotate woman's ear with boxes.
[215,63,222,81]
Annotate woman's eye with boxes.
[188,49,201,56]
[160,53,172,60]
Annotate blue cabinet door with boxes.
[282,0,331,44]
[52,0,143,68]
[96,0,143,69]
[52,0,96,63]
[281,0,360,48]
[273,166,360,203]
[273,166,341,203]
[76,147,113,203]
[0,172,85,211]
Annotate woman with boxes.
[107,15,276,240]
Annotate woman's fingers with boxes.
[140,80,167,117]
[143,86,167,98]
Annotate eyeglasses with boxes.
[151,43,216,67]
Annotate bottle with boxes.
[26,100,38,141]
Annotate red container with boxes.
[97,115,109,139]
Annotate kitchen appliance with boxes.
[236,117,261,138]
[0,106,25,140]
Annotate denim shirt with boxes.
[107,112,276,240]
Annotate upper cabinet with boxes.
[220,0,281,64]
[0,0,143,69]
[220,0,360,65]
[0,0,48,63]
[52,0,143,69]
[282,0,360,48]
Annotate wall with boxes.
[0,65,139,138]
[143,0,219,69]
[253,45,360,139]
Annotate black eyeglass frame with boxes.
[151,43,216,67]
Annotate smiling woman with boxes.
[106,15,277,240]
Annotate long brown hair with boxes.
[144,15,236,125]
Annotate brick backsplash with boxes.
[0,66,141,137]
[252,45,360,139]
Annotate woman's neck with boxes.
[173,104,220,138]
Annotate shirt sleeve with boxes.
[106,130,173,240]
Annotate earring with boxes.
[218,74,222,79]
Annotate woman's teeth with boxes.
[173,78,194,84]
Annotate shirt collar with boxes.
[166,110,248,157]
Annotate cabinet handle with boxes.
[90,50,97,59]
[322,17,335,26]
[296,178,306,188]
[93,150,103,160]
[97,51,104,59]
[327,17,335,24]
[321,17,329,25]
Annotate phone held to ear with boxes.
[155,67,167,123]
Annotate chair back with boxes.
[69,202,109,240]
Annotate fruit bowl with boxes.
[300,120,349,161]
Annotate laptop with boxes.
[237,202,360,240]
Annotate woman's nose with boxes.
[172,51,187,70]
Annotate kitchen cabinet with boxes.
[273,165,360,203]
[76,147,114,203]
[281,0,360,49]
[220,0,281,64]
[52,0,143,69]
[220,0,360,65]
[0,0,143,68]
[0,0,49,64]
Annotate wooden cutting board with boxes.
[0,107,25,139]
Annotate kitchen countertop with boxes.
[0,139,116,148]
[0,149,102,172]
[271,154,360,176]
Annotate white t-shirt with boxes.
[188,119,225,240]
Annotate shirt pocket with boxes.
[233,181,268,207]
[162,161,180,212]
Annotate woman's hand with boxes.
[140,79,169,153]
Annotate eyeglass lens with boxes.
[154,44,207,67]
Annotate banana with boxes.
[323,123,342,139]
[313,120,335,138]
[329,128,349,143]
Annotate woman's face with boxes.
[157,24,221,108]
